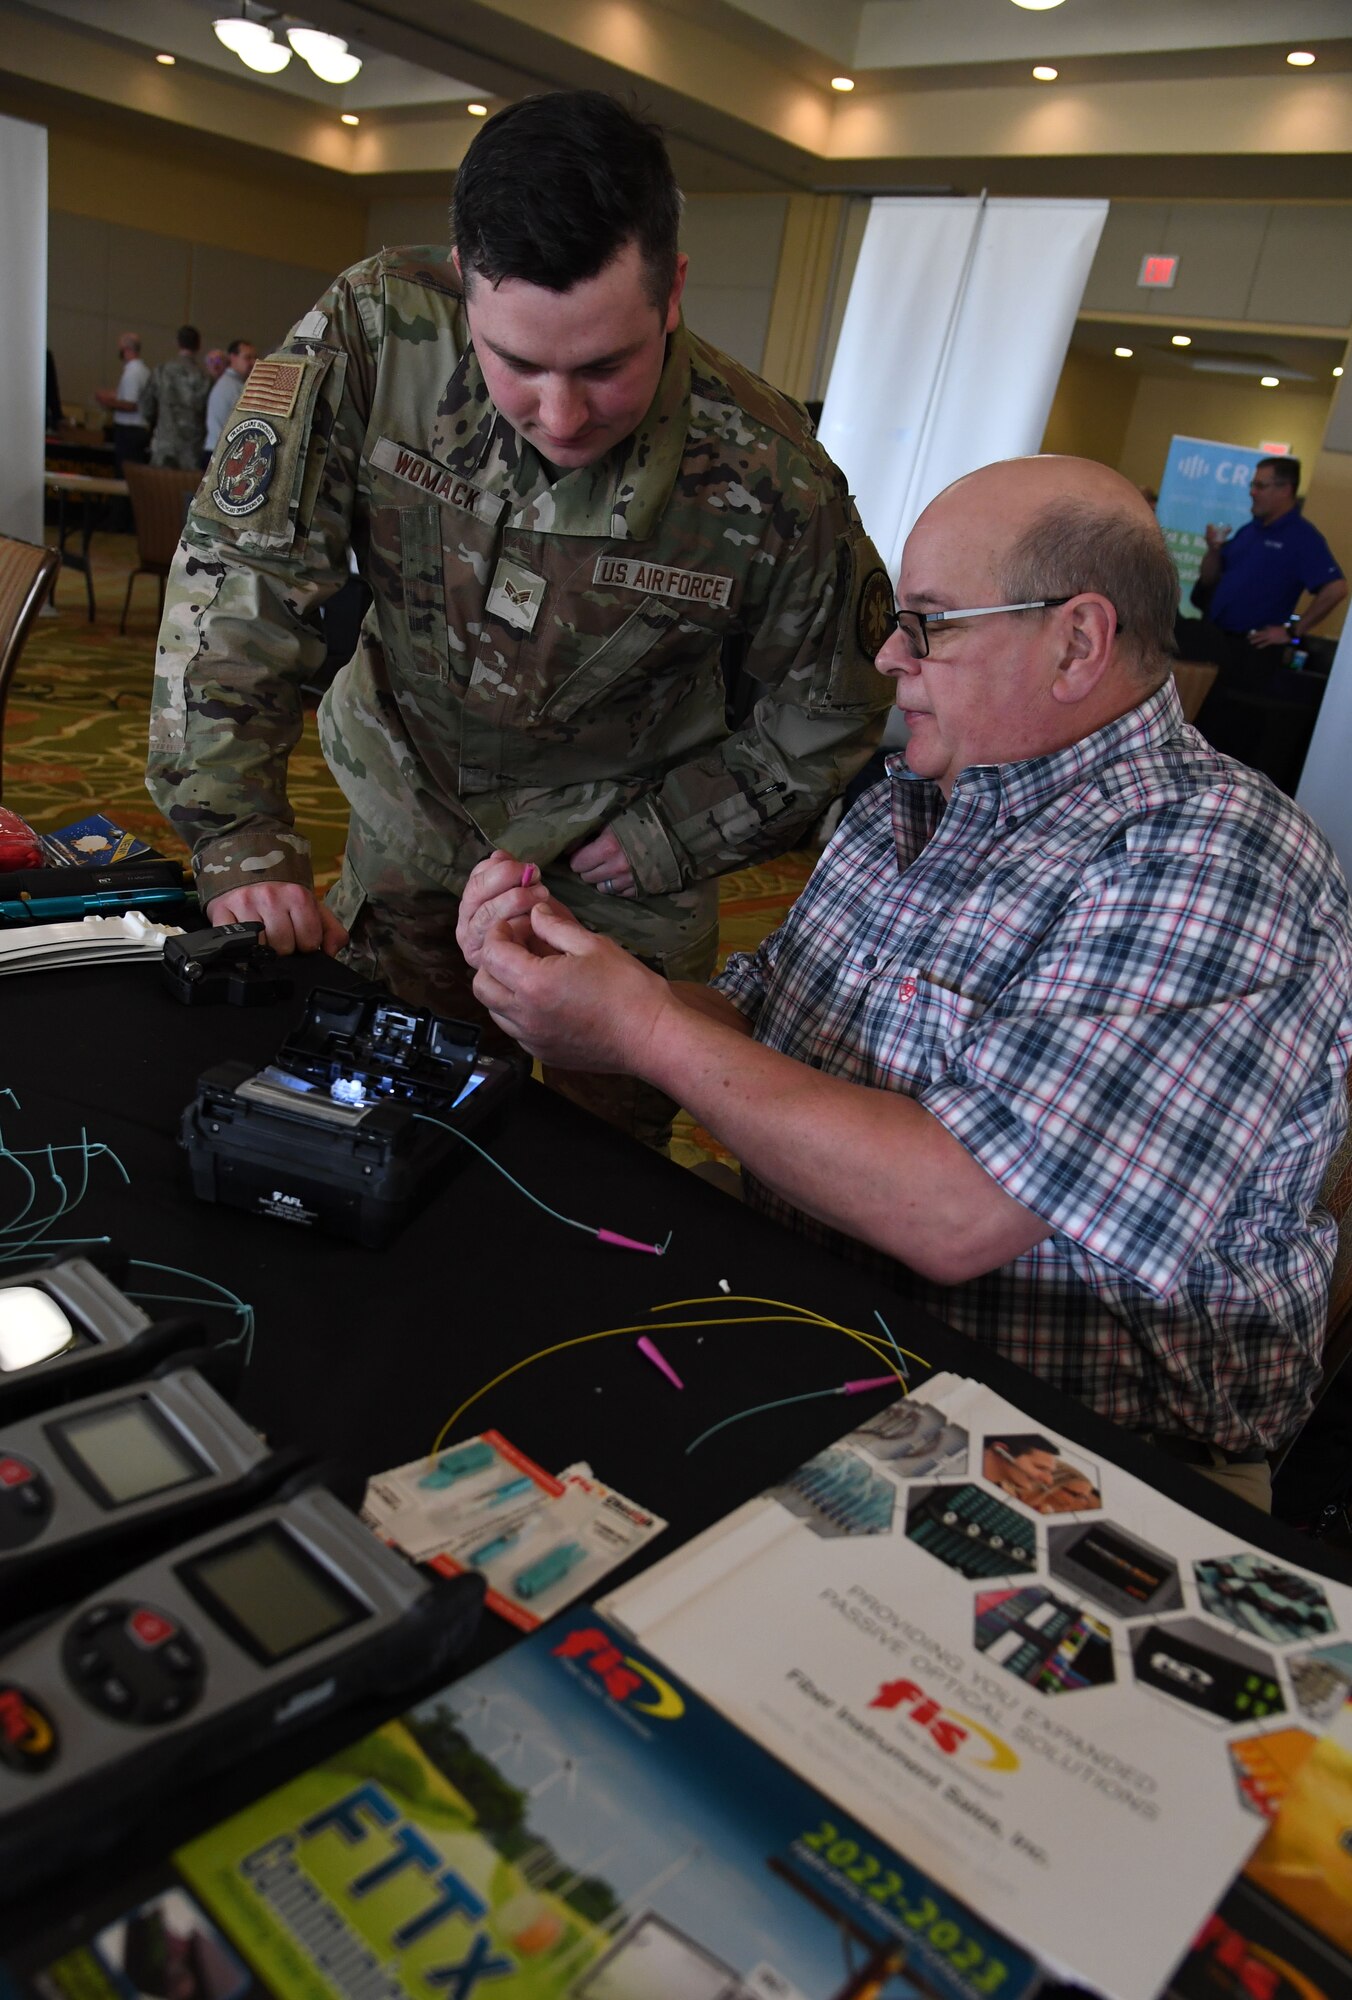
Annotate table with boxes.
[43,470,130,623]
[3,952,1348,1947]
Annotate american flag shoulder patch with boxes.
[236,360,305,420]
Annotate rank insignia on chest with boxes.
[212,417,278,517]
[486,557,547,633]
[593,554,735,610]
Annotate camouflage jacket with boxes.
[147,247,891,915]
[140,356,209,470]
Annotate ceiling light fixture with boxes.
[155,53,176,66]
[1260,376,1280,388]
[1336,366,1346,379]
[1011,0,1065,11]
[1286,52,1317,68]
[466,102,488,117]
[831,77,855,92]
[213,16,291,73]
[340,112,359,126]
[1114,346,1133,359]
[1171,334,1192,348]
[1032,66,1058,82]
[287,27,362,84]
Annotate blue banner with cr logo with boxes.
[1157,434,1259,619]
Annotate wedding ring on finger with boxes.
[601,877,614,893]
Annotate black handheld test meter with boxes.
[0,1478,485,1898]
[0,1360,306,1623]
[0,1254,213,1425]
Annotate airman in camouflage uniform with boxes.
[147,96,890,1142]
[140,326,210,471]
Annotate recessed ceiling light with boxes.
[1335,366,1345,379]
[1032,66,1058,82]
[1114,346,1133,359]
[340,113,359,126]
[1287,51,1316,68]
[155,53,175,66]
[1171,334,1192,348]
[831,76,855,92]
[1011,0,1065,10]
[1260,376,1280,388]
[466,102,488,117]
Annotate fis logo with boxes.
[869,1678,1018,1771]
[552,1627,685,1719]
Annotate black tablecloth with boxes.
[3,951,1348,1937]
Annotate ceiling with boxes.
[5,0,1351,198]
[1070,319,1348,391]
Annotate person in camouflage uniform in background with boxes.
[140,325,210,470]
[147,92,891,1142]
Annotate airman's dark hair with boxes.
[453,90,682,309]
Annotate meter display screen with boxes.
[181,1524,367,1663]
[55,1397,206,1506]
[0,1288,83,1373]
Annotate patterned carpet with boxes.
[6,530,813,1169]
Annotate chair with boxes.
[120,464,202,634]
[0,536,60,802]
[1172,661,1218,723]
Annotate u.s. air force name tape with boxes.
[593,555,734,609]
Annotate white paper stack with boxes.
[0,911,184,973]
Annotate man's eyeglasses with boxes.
[877,597,1074,660]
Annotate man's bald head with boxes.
[927,457,1178,687]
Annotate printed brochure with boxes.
[0,1609,1039,2000]
[604,1373,1352,2000]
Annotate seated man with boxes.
[458,456,1352,1511]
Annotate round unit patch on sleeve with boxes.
[856,566,896,661]
[212,417,279,518]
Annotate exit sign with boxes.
[1138,254,1179,289]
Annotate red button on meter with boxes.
[0,1458,32,1487]
[128,1608,176,1649]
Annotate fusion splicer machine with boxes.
[181,987,521,1247]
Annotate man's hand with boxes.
[456,851,549,968]
[204,883,347,957]
[1204,523,1231,553]
[474,902,667,1073]
[1249,624,1291,649]
[93,389,115,410]
[568,825,636,899]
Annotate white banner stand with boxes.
[0,113,48,546]
[819,196,1108,577]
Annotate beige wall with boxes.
[0,85,367,273]
[1118,375,1335,494]
[48,211,340,420]
[1039,349,1137,470]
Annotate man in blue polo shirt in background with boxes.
[1179,455,1346,665]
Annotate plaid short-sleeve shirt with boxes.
[715,683,1352,1451]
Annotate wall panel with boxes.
[1247,210,1352,330]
